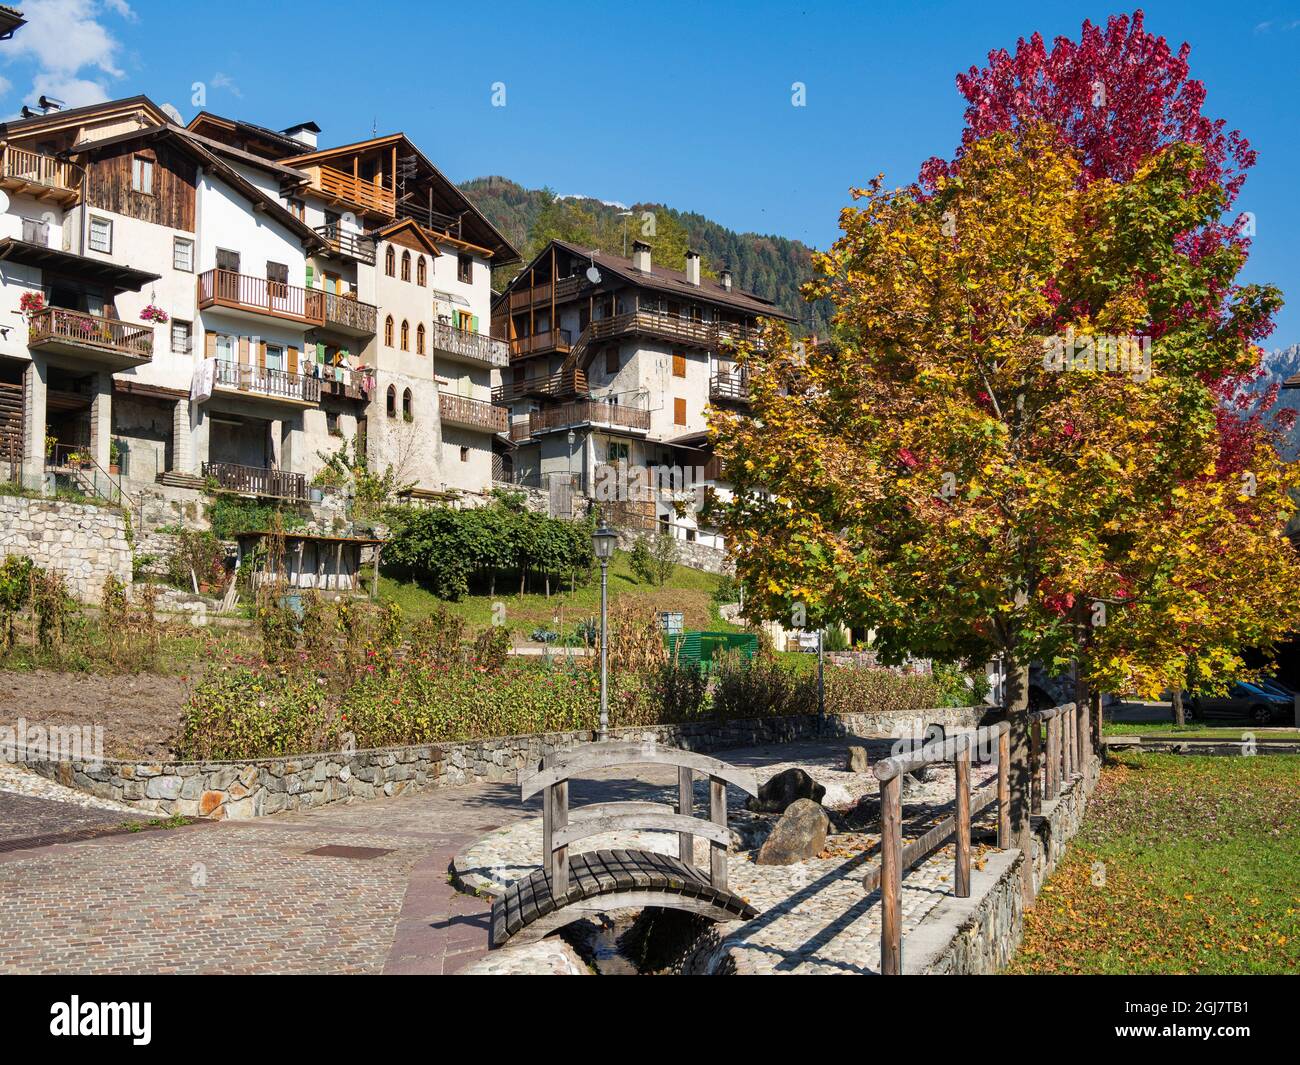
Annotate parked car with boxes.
[1188,681,1294,725]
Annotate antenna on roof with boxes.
[371,116,377,138]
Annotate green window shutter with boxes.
[305,264,314,287]
[472,314,479,333]
[315,342,325,362]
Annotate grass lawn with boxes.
[1009,752,1300,974]
[1101,720,1300,740]
[379,549,743,638]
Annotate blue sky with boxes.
[4,1,1300,344]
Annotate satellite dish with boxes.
[586,265,602,284]
[160,102,184,124]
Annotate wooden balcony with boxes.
[431,322,508,368]
[197,269,325,326]
[321,291,377,337]
[525,400,650,437]
[396,201,463,240]
[310,165,395,217]
[709,370,751,404]
[315,363,367,401]
[438,392,508,434]
[491,368,587,405]
[315,223,376,265]
[0,146,81,206]
[211,358,321,406]
[589,310,760,350]
[508,327,572,359]
[506,275,582,312]
[202,460,307,501]
[28,307,153,371]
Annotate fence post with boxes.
[678,767,694,868]
[552,779,569,899]
[709,775,728,891]
[1046,715,1059,800]
[1064,706,1074,781]
[955,742,971,898]
[1030,718,1042,814]
[879,773,902,975]
[997,726,1011,848]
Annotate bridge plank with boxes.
[489,848,756,949]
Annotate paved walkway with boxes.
[0,735,965,974]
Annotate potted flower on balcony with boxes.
[108,439,122,476]
[139,304,169,324]
[18,291,46,317]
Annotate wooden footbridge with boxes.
[490,740,761,948]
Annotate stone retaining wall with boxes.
[913,756,1100,974]
[11,705,988,820]
[0,495,132,602]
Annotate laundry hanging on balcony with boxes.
[190,357,216,403]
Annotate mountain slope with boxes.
[460,176,832,335]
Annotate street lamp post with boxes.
[592,522,617,739]
[567,429,575,491]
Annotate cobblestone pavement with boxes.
[0,735,983,974]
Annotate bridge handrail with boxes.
[518,739,758,900]
[519,741,759,798]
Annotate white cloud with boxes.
[210,72,242,98]
[3,0,133,109]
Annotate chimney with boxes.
[720,268,732,292]
[282,121,321,149]
[685,249,701,287]
[631,240,652,274]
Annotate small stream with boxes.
[562,907,716,975]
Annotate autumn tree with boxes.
[714,121,1300,892]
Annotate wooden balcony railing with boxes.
[508,327,572,359]
[212,358,321,404]
[314,223,376,264]
[527,400,650,436]
[1,146,82,201]
[589,311,760,350]
[431,322,508,368]
[322,291,377,334]
[28,307,153,361]
[438,392,508,433]
[396,201,463,239]
[315,166,395,215]
[491,368,587,405]
[709,370,751,402]
[197,269,325,325]
[202,460,307,501]
[506,275,583,312]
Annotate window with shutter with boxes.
[132,156,154,195]
[672,353,686,377]
[605,348,619,375]
[88,216,112,253]
[674,397,686,425]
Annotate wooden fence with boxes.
[868,702,1086,973]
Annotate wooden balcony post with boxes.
[678,767,694,868]
[709,775,728,890]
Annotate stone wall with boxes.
[913,756,1100,974]
[13,705,989,820]
[0,495,132,602]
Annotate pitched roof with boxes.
[0,238,159,293]
[0,94,172,139]
[281,132,520,264]
[373,218,443,257]
[518,238,793,321]
[71,123,325,252]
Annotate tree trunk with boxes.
[1172,687,1185,727]
[1005,659,1034,906]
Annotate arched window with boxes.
[386,384,396,418]
[400,319,410,350]
[416,323,426,355]
[384,315,394,346]
[401,251,411,282]
[385,246,395,276]
[416,257,427,286]
[402,388,413,422]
